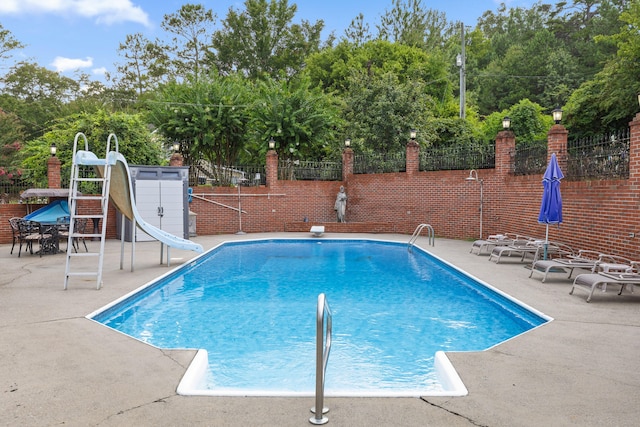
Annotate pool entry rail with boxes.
[408,223,435,247]
[310,293,332,425]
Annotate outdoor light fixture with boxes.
[50,143,57,156]
[268,137,275,150]
[344,138,351,147]
[172,141,180,152]
[465,169,484,240]
[637,93,640,108]
[502,116,511,130]
[552,108,563,124]
[410,129,417,140]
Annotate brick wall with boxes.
[3,115,640,260]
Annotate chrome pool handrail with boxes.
[409,223,435,247]
[310,293,332,425]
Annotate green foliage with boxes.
[481,99,552,144]
[19,110,164,185]
[161,3,217,82]
[564,0,640,137]
[343,72,436,153]
[210,0,324,79]
[248,76,343,161]
[0,62,81,138]
[146,75,252,169]
[0,109,24,183]
[0,22,24,63]
[306,39,451,105]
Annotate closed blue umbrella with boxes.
[538,153,564,259]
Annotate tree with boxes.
[343,13,372,47]
[564,1,640,136]
[146,75,253,183]
[377,0,451,51]
[210,0,324,79]
[0,108,25,188]
[343,72,436,153]
[0,23,24,64]
[0,62,80,138]
[113,33,171,96]
[305,39,451,109]
[160,3,217,82]
[18,110,164,186]
[248,76,342,162]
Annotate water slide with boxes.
[78,149,203,254]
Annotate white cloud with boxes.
[51,56,93,72]
[92,67,108,76]
[0,0,150,27]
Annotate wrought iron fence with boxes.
[566,129,629,180]
[419,143,495,171]
[354,152,406,174]
[513,141,548,175]
[277,159,342,181]
[0,172,43,202]
[193,162,266,186]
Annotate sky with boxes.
[0,0,545,82]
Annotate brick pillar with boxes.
[547,124,568,171]
[342,147,353,181]
[495,130,515,178]
[405,139,419,175]
[47,155,61,189]
[266,149,278,188]
[628,113,640,181]
[169,152,184,166]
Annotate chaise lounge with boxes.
[570,271,640,302]
[529,249,600,282]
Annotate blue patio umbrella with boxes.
[538,153,564,259]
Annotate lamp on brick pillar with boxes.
[548,107,568,170]
[342,138,354,181]
[47,143,61,189]
[552,107,563,125]
[170,141,183,166]
[406,129,419,174]
[502,116,511,130]
[465,169,483,239]
[266,137,278,188]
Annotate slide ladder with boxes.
[63,133,115,290]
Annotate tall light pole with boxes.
[456,23,466,119]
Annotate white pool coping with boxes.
[89,237,551,399]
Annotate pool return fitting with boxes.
[310,293,332,425]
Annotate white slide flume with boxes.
[99,150,203,253]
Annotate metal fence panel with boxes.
[567,129,629,180]
[354,152,406,174]
[513,141,547,176]
[419,143,495,171]
[278,160,342,181]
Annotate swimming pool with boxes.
[90,239,550,397]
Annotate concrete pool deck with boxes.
[1,233,639,426]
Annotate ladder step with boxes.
[72,195,104,201]
[74,214,105,219]
[73,177,105,182]
[68,252,99,257]
[66,271,99,277]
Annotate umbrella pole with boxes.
[544,224,549,260]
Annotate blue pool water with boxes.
[92,239,549,396]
